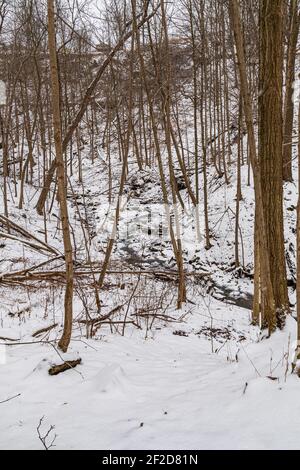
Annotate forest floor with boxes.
[0,128,300,449]
[0,304,298,450]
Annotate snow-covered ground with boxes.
[0,305,298,450]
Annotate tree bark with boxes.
[229,0,277,334]
[47,0,74,353]
[259,0,289,325]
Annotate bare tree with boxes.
[229,0,277,333]
[47,0,74,352]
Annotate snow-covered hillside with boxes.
[0,139,299,449]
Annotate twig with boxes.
[0,336,19,342]
[240,344,261,377]
[37,416,57,450]
[32,323,58,338]
[122,274,141,336]
[242,382,248,395]
[0,393,21,404]
[0,340,58,346]
[78,304,125,326]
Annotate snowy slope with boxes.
[0,310,298,450]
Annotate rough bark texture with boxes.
[229,0,276,334]
[47,0,74,352]
[259,0,289,325]
[48,359,82,376]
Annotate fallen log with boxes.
[78,304,125,326]
[0,256,64,280]
[48,358,82,376]
[0,231,55,254]
[0,215,60,255]
[1,268,211,282]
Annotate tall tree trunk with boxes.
[229,0,277,334]
[47,0,74,353]
[259,0,289,326]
